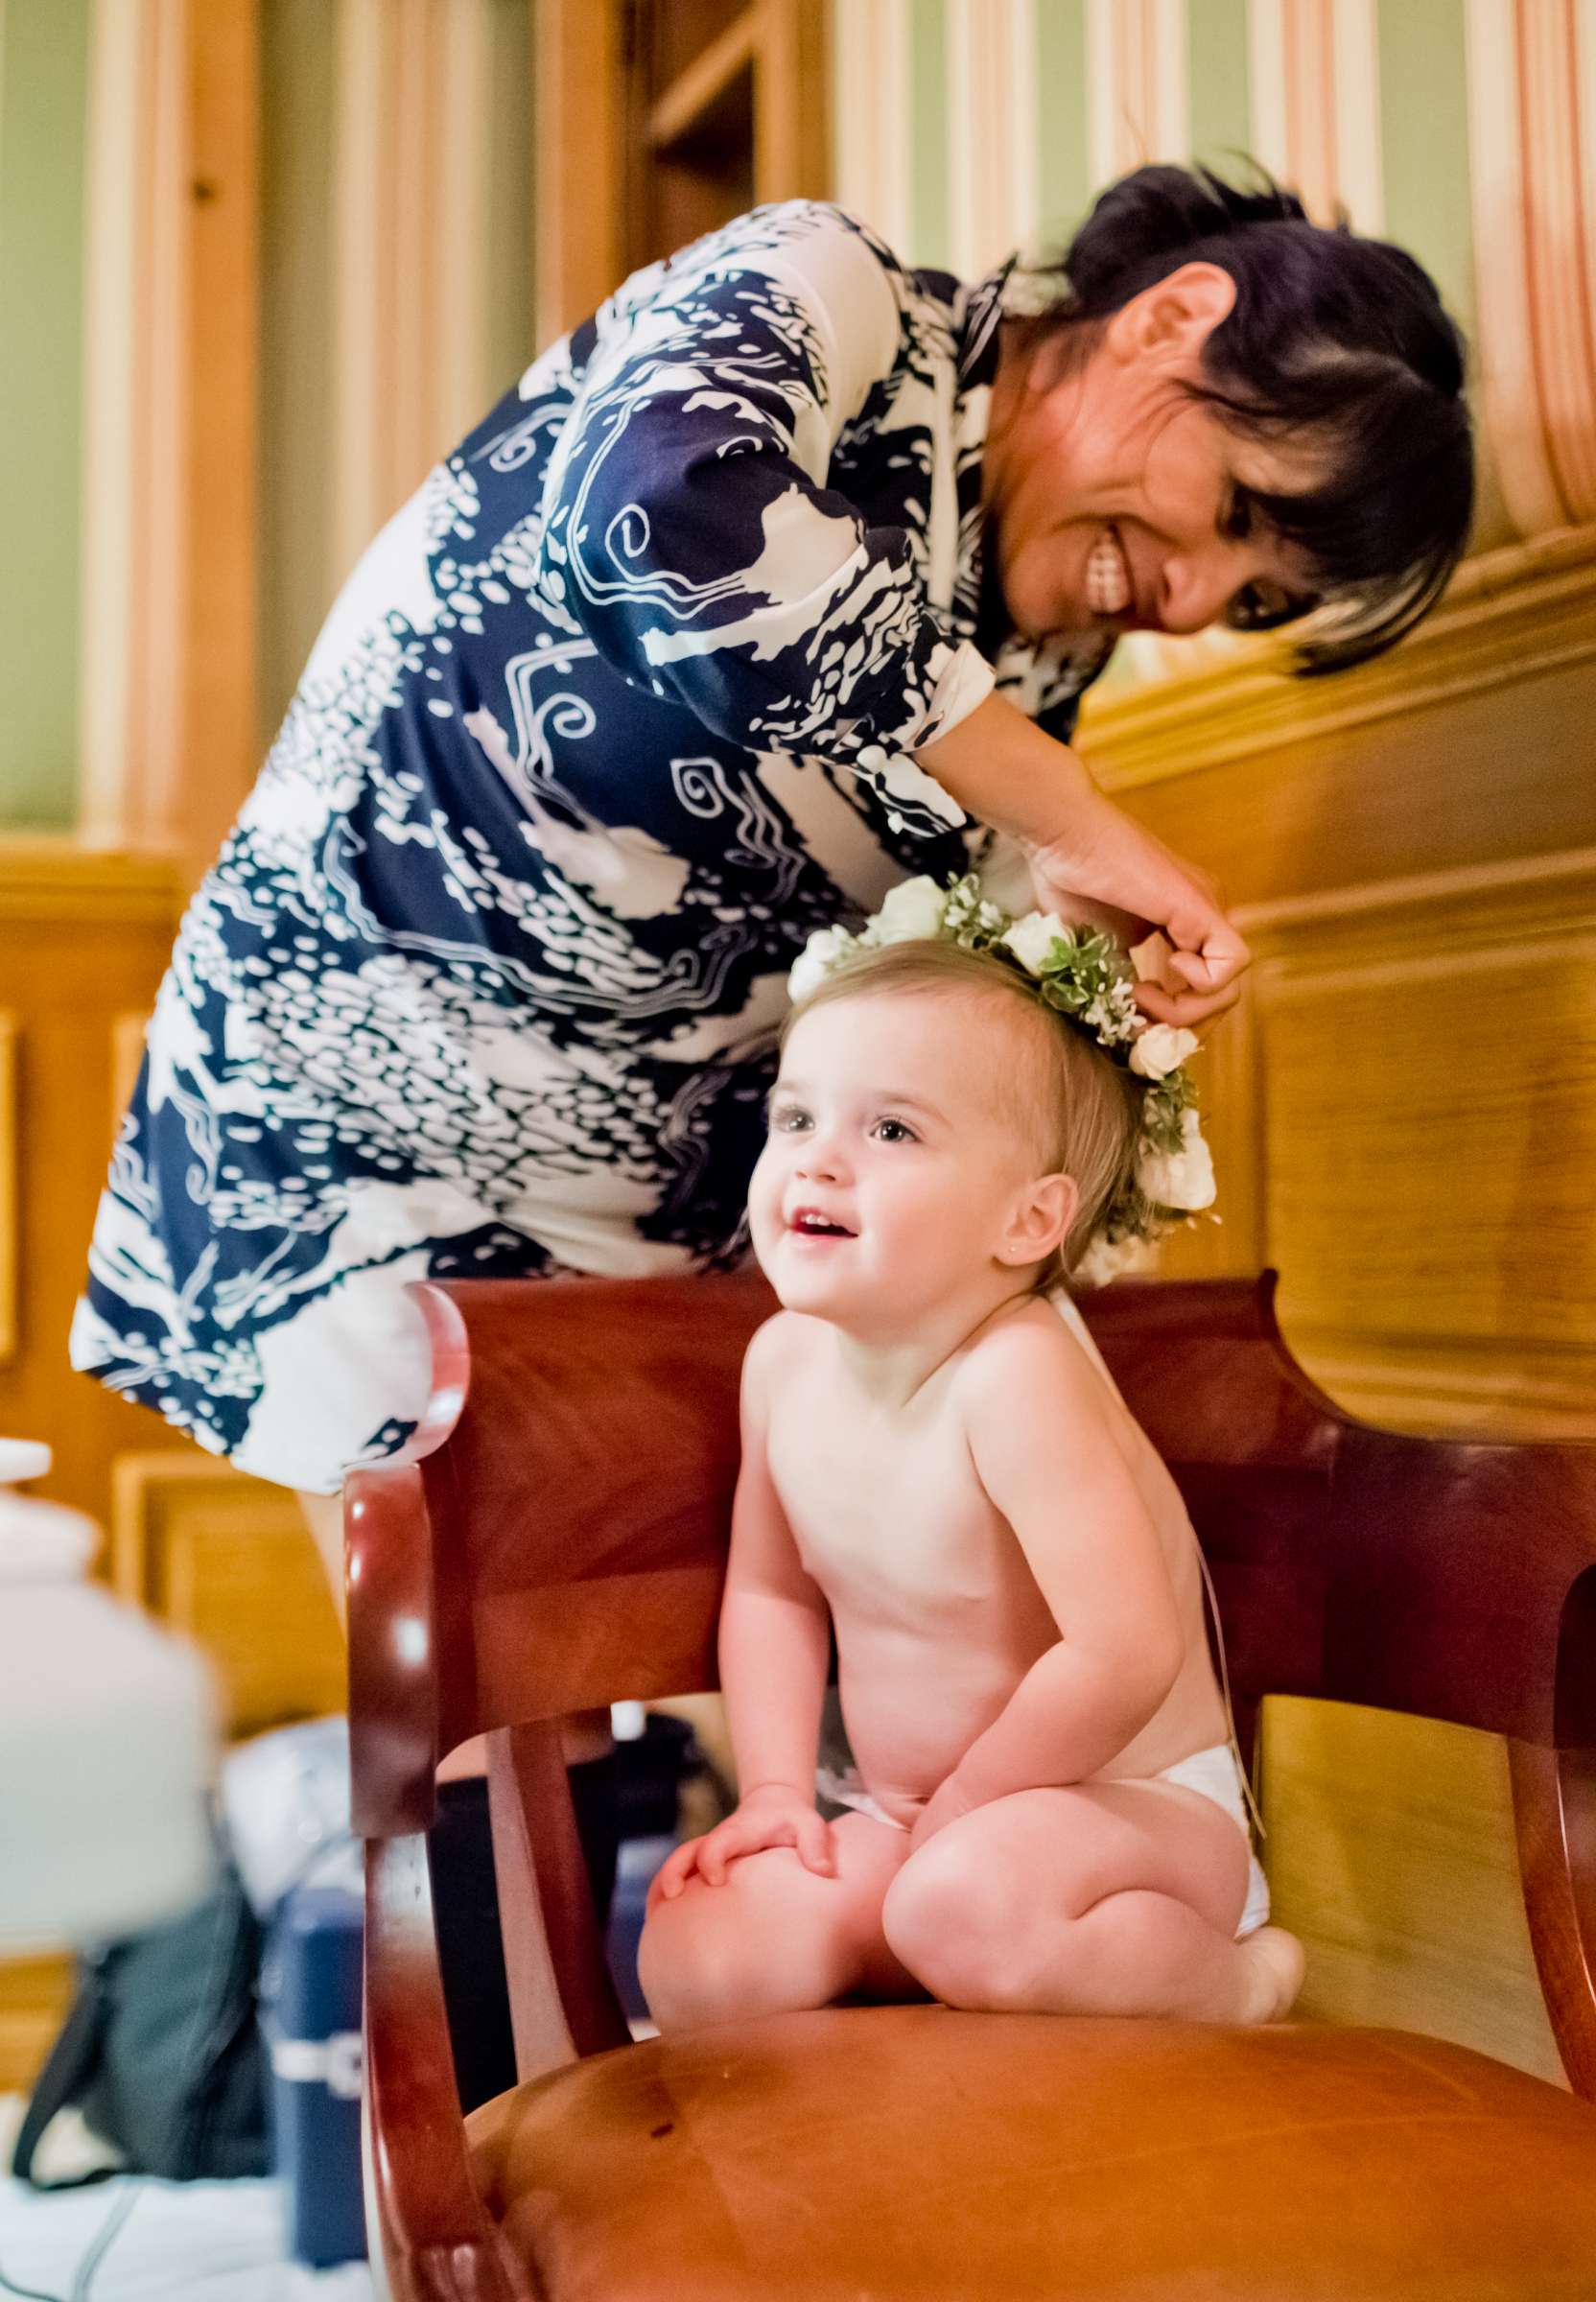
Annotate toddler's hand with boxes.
[653,1782,835,1898]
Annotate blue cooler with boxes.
[260,1883,366,2267]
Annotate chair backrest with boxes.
[346,1271,1596,2092]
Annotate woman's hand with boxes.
[1025,813,1250,1031]
[914,694,1250,1029]
[653,1782,835,1899]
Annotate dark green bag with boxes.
[12,1853,268,2186]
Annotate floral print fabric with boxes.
[72,202,1109,1492]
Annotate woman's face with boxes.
[985,262,1324,645]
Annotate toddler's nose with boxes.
[796,1136,847,1183]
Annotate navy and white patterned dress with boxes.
[73,204,1111,1492]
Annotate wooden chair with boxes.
[348,1272,1596,2301]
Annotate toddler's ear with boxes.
[998,1172,1077,1267]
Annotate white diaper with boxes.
[1154,1742,1272,1938]
[816,1746,1272,1940]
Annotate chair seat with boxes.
[467,2006,1596,2302]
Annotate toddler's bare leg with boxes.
[882,1782,1303,2024]
[639,1813,924,2033]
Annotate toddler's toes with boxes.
[1238,1926,1305,2024]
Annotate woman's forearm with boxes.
[912,691,1096,853]
[717,1586,832,1798]
[914,689,1250,1022]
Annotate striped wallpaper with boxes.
[833,0,1594,630]
[3,2,1594,826]
[0,0,92,828]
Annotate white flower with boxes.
[1138,1108,1217,1211]
[1072,1232,1156,1288]
[999,910,1069,975]
[1130,1023,1200,1080]
[871,876,949,945]
[788,927,853,1002]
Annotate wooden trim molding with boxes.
[1077,526,1596,793]
[76,0,259,873]
[533,0,624,344]
[0,839,181,927]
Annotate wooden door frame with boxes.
[532,0,832,343]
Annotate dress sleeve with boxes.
[531,204,994,811]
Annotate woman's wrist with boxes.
[912,692,1098,854]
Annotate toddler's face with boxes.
[750,992,1054,1327]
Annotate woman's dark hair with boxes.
[1019,165,1474,674]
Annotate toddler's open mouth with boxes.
[788,1207,856,1239]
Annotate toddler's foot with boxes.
[1236,1926,1304,2023]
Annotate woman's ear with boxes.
[998,1172,1079,1269]
[1104,261,1237,366]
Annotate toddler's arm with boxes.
[919,1319,1185,1833]
[656,1321,835,1894]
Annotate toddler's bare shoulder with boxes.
[742,1307,816,1389]
[958,1298,1102,1415]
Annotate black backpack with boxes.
[12,1853,268,2186]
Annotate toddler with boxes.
[639,881,1303,2032]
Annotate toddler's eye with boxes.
[771,1102,810,1133]
[873,1117,919,1145]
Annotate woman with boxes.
[73,166,1472,1522]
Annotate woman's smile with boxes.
[1085,525,1134,618]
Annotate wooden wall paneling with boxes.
[1261,1696,1567,2085]
[111,1453,344,1739]
[1080,531,1596,1445]
[0,846,183,1522]
[0,849,182,2095]
[1079,531,1596,908]
[1241,852,1596,1440]
[109,1010,152,1138]
[0,1013,15,1364]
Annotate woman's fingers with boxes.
[1133,976,1242,1031]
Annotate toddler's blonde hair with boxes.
[783,938,1139,1282]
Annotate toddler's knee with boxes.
[881,1842,1036,2012]
[637,1896,741,2032]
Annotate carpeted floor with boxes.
[0,2101,373,2301]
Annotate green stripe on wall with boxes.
[908,0,951,270]
[0,0,91,827]
[1376,0,1474,335]
[1187,0,1253,175]
[1036,0,1091,247]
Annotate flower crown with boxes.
[787,874,1217,1285]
